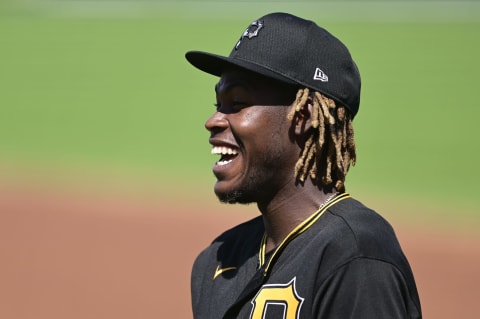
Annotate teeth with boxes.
[211,146,238,155]
[217,159,232,166]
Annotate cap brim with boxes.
[185,50,297,86]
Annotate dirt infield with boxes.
[0,183,478,318]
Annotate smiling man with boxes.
[185,12,421,319]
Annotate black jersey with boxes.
[191,194,422,318]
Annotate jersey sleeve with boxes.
[191,248,210,315]
[314,257,421,318]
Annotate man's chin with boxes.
[216,190,255,205]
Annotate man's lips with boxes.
[211,145,239,166]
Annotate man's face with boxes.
[205,69,298,204]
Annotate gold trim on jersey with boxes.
[258,193,351,276]
[213,265,238,280]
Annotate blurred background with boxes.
[0,0,479,318]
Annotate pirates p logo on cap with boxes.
[235,20,264,50]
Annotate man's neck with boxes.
[258,182,336,252]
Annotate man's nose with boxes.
[205,112,228,132]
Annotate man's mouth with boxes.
[211,146,239,166]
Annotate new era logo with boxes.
[313,68,328,82]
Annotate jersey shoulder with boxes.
[212,215,264,245]
[327,197,403,260]
[294,197,415,286]
[192,215,264,278]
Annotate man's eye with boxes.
[213,101,249,112]
[232,101,249,110]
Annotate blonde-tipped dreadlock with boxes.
[287,88,356,192]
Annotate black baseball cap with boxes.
[185,12,361,118]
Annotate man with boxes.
[185,12,421,319]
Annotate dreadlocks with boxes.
[287,88,356,192]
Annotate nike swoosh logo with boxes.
[213,265,237,280]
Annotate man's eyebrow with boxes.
[215,80,252,94]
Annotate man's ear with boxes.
[294,96,314,136]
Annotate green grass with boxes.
[0,2,478,224]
